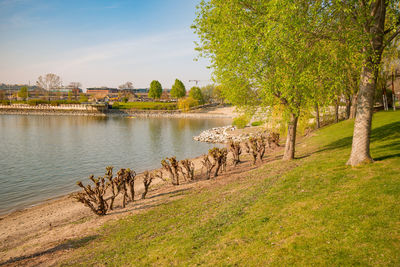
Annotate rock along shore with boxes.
[193,126,252,143]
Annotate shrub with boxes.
[232,115,249,129]
[27,99,49,106]
[1,100,10,105]
[112,102,120,109]
[251,121,263,127]
[177,97,199,112]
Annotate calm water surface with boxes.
[0,115,231,215]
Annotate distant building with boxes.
[86,87,119,97]
[0,84,40,92]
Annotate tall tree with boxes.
[69,82,82,100]
[18,86,28,100]
[189,86,205,104]
[36,73,62,91]
[119,81,134,89]
[343,0,400,166]
[170,79,186,98]
[194,0,334,160]
[149,80,163,99]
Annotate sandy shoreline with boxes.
[0,106,240,265]
[0,153,216,265]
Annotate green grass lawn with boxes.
[63,111,400,266]
[112,101,177,110]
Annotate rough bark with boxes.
[315,103,320,128]
[334,98,339,123]
[350,92,358,119]
[345,95,351,120]
[392,71,396,111]
[347,0,386,166]
[283,112,298,161]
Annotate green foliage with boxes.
[149,80,163,99]
[232,115,249,129]
[1,99,10,105]
[79,93,88,103]
[170,79,186,98]
[251,121,263,127]
[112,102,177,110]
[177,97,199,112]
[63,111,400,266]
[25,99,80,106]
[200,84,215,103]
[27,99,49,106]
[189,86,204,105]
[18,86,28,100]
[112,102,120,109]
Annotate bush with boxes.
[251,121,263,127]
[1,100,10,105]
[111,102,177,110]
[27,99,49,106]
[232,115,249,129]
[177,97,199,112]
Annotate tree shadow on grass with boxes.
[0,235,98,266]
[317,121,400,156]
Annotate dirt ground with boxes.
[0,146,282,267]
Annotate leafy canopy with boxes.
[149,80,163,99]
[170,79,186,98]
[193,0,360,118]
[189,86,205,104]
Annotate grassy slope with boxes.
[63,111,400,266]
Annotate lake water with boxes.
[0,115,231,215]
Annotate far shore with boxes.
[0,104,236,119]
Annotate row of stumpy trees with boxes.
[73,131,280,215]
[193,0,400,166]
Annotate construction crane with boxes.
[189,80,211,86]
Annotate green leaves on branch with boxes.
[149,80,163,99]
[170,79,186,98]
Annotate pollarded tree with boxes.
[194,0,336,160]
[149,80,163,99]
[189,86,205,104]
[170,79,186,98]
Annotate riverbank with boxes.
[0,150,256,266]
[0,122,258,265]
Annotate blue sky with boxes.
[0,0,211,89]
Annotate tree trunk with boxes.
[315,103,320,129]
[350,92,358,119]
[334,98,339,123]
[347,0,386,166]
[283,112,298,161]
[345,95,351,120]
[392,71,396,111]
